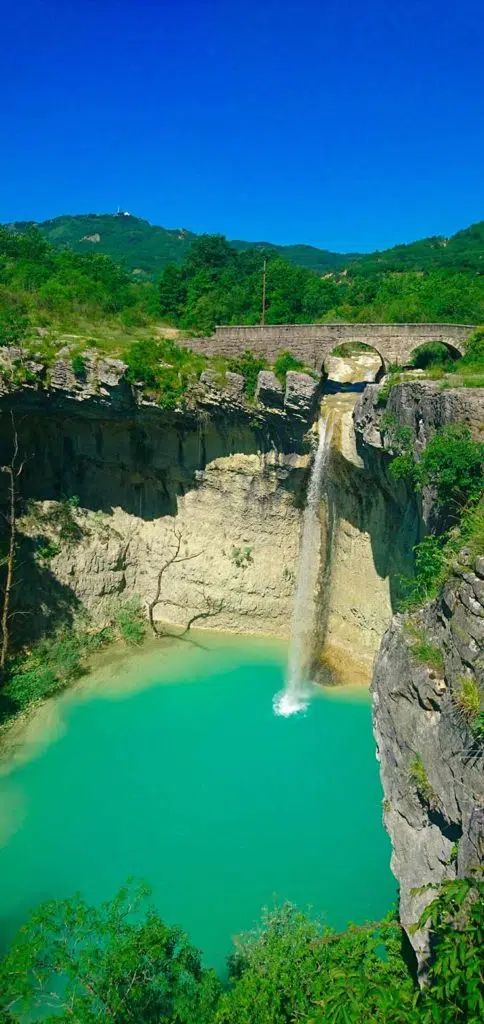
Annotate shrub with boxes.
[231,546,253,568]
[114,597,147,645]
[417,877,484,1024]
[411,341,456,370]
[0,305,31,346]
[408,754,435,804]
[71,352,87,378]
[414,425,484,510]
[227,350,268,400]
[273,351,304,385]
[453,675,484,741]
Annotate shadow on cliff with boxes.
[325,436,421,612]
[0,402,310,521]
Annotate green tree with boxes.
[415,425,484,509]
[0,881,220,1023]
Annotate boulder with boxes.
[223,372,245,399]
[255,370,284,408]
[284,371,319,418]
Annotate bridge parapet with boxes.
[184,323,474,370]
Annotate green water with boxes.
[0,638,395,973]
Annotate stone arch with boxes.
[407,340,463,369]
[322,340,386,387]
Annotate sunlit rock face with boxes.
[0,360,314,640]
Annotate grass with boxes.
[0,598,148,726]
[408,753,435,804]
[403,622,445,674]
[453,674,484,741]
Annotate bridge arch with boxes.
[407,340,463,369]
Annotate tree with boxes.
[0,881,221,1023]
[0,414,25,676]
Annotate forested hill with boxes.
[6,213,359,276]
[6,212,484,280]
[1,217,483,341]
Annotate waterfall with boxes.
[274,412,334,717]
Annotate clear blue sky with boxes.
[1,0,483,251]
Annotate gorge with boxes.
[0,334,482,1007]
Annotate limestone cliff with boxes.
[354,379,484,969]
[0,352,317,638]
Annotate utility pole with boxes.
[261,257,267,325]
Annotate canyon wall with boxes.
[354,380,484,968]
[0,359,316,639]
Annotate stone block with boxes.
[255,370,284,408]
[284,371,319,418]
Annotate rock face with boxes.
[360,378,484,972]
[373,574,483,972]
[284,371,319,418]
[0,358,313,639]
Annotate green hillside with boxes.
[7,212,483,282]
[7,213,359,277]
[348,220,484,276]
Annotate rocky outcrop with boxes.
[372,563,483,972]
[0,353,315,639]
[361,377,484,972]
[354,379,484,450]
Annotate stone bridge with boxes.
[185,323,474,371]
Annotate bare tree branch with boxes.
[0,412,25,677]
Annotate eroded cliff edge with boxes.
[0,353,318,638]
[354,380,484,969]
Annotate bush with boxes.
[0,304,31,346]
[273,350,304,384]
[114,597,147,645]
[414,425,484,510]
[227,350,268,400]
[71,352,87,378]
[454,675,484,740]
[408,753,435,804]
[411,341,456,369]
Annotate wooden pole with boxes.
[261,257,267,325]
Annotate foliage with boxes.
[414,425,484,510]
[0,880,220,1024]
[124,337,207,407]
[0,302,31,346]
[404,622,444,674]
[0,596,147,723]
[231,546,253,569]
[453,675,484,740]
[416,877,484,1024]
[273,350,304,384]
[331,340,373,356]
[411,341,457,369]
[216,903,414,1024]
[114,597,147,645]
[71,352,87,378]
[1,875,483,1024]
[0,623,112,717]
[380,411,416,479]
[0,224,155,335]
[227,350,268,400]
[408,753,436,804]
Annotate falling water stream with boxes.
[274,412,334,716]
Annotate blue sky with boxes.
[1,0,483,251]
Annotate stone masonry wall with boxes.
[184,323,473,370]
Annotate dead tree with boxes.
[147,528,224,640]
[0,413,25,675]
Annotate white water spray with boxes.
[273,413,334,717]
